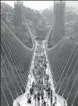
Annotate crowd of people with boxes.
[26,41,58,106]
[13,41,67,106]
[27,80,58,106]
[25,41,67,106]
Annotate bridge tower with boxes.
[53,1,65,39]
[14,1,23,27]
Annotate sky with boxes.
[1,1,78,11]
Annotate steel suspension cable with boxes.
[24,17,35,48]
[51,70,56,87]
[62,60,78,96]
[1,44,23,94]
[47,35,70,51]
[53,44,68,74]
[67,73,78,101]
[2,26,28,76]
[6,35,26,86]
[1,20,33,88]
[1,20,29,49]
[2,34,26,90]
[3,19,34,91]
[52,49,67,86]
[57,49,78,93]
[24,49,35,90]
[56,43,76,84]
[9,38,32,88]
[2,33,25,89]
[45,45,55,90]
[1,68,14,101]
[53,43,72,84]
[1,86,10,106]
[24,42,41,91]
[1,20,26,73]
[1,55,19,97]
[55,44,77,88]
[71,90,78,106]
[52,44,69,86]
[55,44,74,83]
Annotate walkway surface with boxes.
[13,92,67,106]
[13,40,67,106]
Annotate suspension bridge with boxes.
[1,16,78,106]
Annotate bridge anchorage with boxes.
[13,39,67,106]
